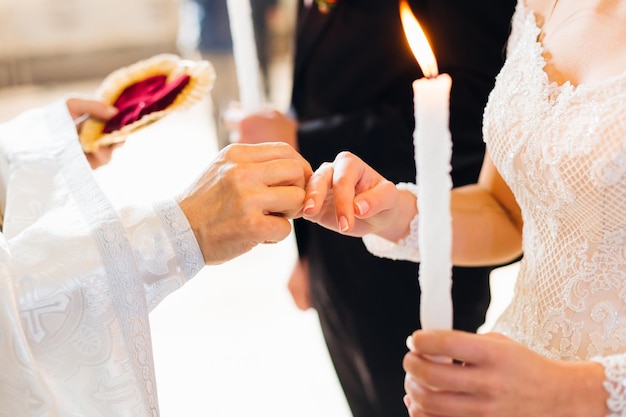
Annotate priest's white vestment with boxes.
[0,101,204,417]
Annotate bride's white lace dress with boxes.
[366,1,626,415]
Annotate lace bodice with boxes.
[485,1,626,361]
[485,2,626,414]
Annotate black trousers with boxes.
[308,227,492,417]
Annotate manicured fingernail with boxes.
[339,216,349,233]
[405,375,421,392]
[304,198,315,212]
[355,199,369,216]
[106,106,118,116]
[406,335,415,351]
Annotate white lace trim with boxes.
[592,355,626,417]
[362,182,420,262]
[154,200,203,279]
[45,102,159,416]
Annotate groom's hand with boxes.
[177,142,312,265]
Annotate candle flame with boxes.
[399,0,438,78]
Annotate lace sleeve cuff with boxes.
[362,182,421,263]
[118,200,204,311]
[154,200,204,279]
[591,355,626,416]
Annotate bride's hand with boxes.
[302,151,412,240]
[403,330,609,417]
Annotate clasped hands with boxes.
[177,148,412,266]
[70,96,411,265]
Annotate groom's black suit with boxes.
[291,1,516,416]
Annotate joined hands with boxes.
[302,151,417,243]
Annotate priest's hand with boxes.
[223,102,298,149]
[302,151,416,242]
[66,97,120,169]
[177,142,313,265]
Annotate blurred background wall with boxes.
[0,0,296,97]
[0,0,182,86]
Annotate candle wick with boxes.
[421,65,439,79]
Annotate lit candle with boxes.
[226,0,264,110]
[400,0,453,331]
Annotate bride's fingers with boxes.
[352,179,399,217]
[303,162,334,218]
[304,151,393,233]
[331,152,398,227]
[329,163,362,232]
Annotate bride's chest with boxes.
[484,47,626,202]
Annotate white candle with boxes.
[413,74,453,330]
[400,0,453,330]
[226,0,264,110]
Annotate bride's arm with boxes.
[303,151,523,267]
[450,153,523,266]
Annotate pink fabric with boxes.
[103,74,191,133]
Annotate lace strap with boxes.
[362,182,420,262]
